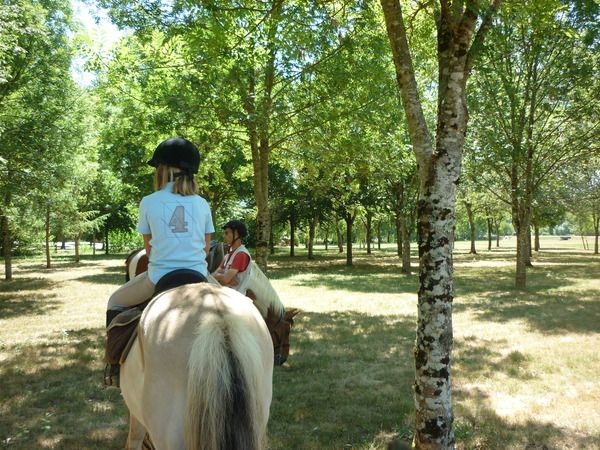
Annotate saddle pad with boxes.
[106,308,142,365]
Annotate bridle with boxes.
[269,311,289,366]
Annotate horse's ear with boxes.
[284,308,299,324]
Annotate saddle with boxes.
[105,270,207,365]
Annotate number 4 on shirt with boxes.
[169,205,188,233]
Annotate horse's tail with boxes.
[185,312,267,450]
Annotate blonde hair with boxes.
[154,164,198,195]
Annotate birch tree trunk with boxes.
[381,0,501,447]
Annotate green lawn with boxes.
[0,237,599,449]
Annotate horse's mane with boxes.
[206,262,285,319]
[246,262,285,318]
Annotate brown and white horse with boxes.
[120,283,273,450]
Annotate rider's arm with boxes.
[205,233,212,258]
[214,252,249,286]
[214,267,240,286]
[143,234,152,257]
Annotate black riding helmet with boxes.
[222,220,247,239]
[147,137,200,174]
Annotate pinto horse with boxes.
[124,245,299,365]
[120,283,273,450]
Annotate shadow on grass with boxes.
[0,278,61,320]
[14,254,128,275]
[268,254,420,295]
[0,328,128,449]
[453,336,536,382]
[269,310,417,449]
[460,289,600,335]
[76,266,125,286]
[454,386,600,449]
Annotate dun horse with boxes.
[120,282,274,450]
[118,244,298,449]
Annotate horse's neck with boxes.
[248,262,284,317]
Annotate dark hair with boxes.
[222,220,247,238]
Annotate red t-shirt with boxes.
[221,251,250,272]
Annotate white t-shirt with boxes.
[136,182,215,283]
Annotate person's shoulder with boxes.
[194,195,211,208]
[141,190,165,204]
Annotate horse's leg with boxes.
[121,341,148,450]
[126,412,146,450]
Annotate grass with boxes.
[0,237,599,449]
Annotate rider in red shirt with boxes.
[212,220,251,292]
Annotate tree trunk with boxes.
[366,212,372,255]
[269,216,275,255]
[526,226,533,266]
[594,213,599,254]
[401,216,411,274]
[2,212,12,281]
[345,213,354,266]
[308,216,316,260]
[336,219,344,253]
[324,225,329,251]
[465,201,476,254]
[487,217,492,251]
[534,223,540,252]
[381,0,502,445]
[246,4,280,273]
[104,225,109,255]
[396,215,403,258]
[289,215,296,257]
[75,235,80,263]
[45,206,51,269]
[92,233,96,256]
[515,219,530,291]
[495,219,500,247]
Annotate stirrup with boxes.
[103,363,120,388]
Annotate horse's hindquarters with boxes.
[120,284,273,450]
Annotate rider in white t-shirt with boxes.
[104,137,214,386]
